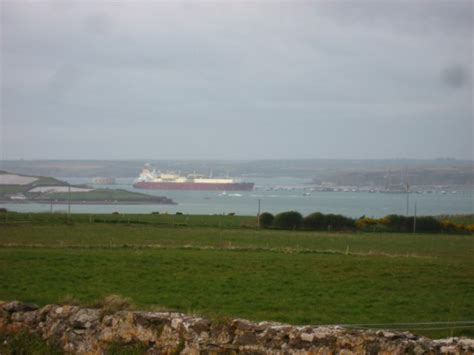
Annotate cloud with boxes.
[1,0,472,160]
[441,65,471,89]
[84,12,111,35]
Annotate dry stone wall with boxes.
[1,301,473,354]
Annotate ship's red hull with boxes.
[133,181,254,191]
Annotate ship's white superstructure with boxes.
[136,167,236,184]
[133,165,254,191]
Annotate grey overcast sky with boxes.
[1,0,473,160]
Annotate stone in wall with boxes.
[1,301,473,354]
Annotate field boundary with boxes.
[0,243,437,259]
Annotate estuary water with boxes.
[2,177,473,218]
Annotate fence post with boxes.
[413,202,417,233]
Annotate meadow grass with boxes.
[0,211,256,228]
[1,224,472,259]
[0,331,63,355]
[47,189,169,202]
[0,213,473,339]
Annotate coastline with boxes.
[0,199,177,205]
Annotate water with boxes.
[2,177,473,217]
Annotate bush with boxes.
[303,212,355,231]
[259,212,274,228]
[355,217,378,230]
[381,214,444,233]
[415,216,442,232]
[381,214,413,232]
[325,213,355,230]
[273,211,303,230]
[303,212,326,230]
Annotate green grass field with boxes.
[0,174,67,198]
[46,189,170,202]
[0,213,473,339]
[0,171,173,203]
[0,212,256,228]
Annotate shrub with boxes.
[440,220,458,232]
[303,212,326,230]
[259,212,274,228]
[273,211,303,230]
[382,214,444,233]
[415,216,443,232]
[355,217,378,230]
[325,214,355,230]
[439,220,470,233]
[303,212,355,231]
[381,214,413,232]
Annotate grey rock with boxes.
[0,301,472,354]
[3,301,38,313]
[234,331,258,346]
[69,309,100,329]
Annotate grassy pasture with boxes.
[0,212,255,227]
[0,213,473,339]
[0,175,67,198]
[0,224,472,259]
[47,189,170,202]
[0,173,174,202]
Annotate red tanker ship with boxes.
[133,165,254,191]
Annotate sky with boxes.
[1,0,473,160]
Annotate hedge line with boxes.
[258,211,474,233]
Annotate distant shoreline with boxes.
[0,199,177,205]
